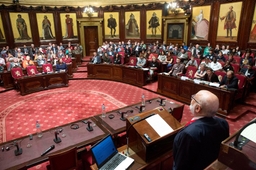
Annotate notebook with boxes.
[91,134,134,170]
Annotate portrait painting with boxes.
[60,13,78,40]
[125,11,140,39]
[168,23,184,39]
[217,2,242,42]
[104,12,119,39]
[36,13,56,41]
[249,3,256,42]
[9,12,32,43]
[146,10,162,39]
[0,14,6,43]
[191,5,211,40]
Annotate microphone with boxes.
[120,112,126,121]
[53,131,62,143]
[146,100,152,104]
[14,141,23,156]
[86,121,93,131]
[135,105,145,113]
[126,113,155,155]
[41,145,55,156]
[157,98,166,106]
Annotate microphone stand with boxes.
[87,121,93,131]
[14,141,22,156]
[53,131,62,143]
[120,112,126,121]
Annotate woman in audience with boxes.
[194,63,206,79]
[209,57,223,71]
[56,58,67,72]
[166,51,174,71]
[158,50,167,63]
[148,56,159,80]
[216,51,226,62]
[222,60,234,72]
[62,54,72,64]
[204,67,219,83]
[113,53,121,64]
[214,44,220,55]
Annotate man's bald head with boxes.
[193,90,219,117]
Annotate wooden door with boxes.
[84,26,98,56]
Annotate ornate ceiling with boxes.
[1,0,166,7]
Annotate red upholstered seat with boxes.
[11,67,24,79]
[42,63,53,73]
[118,51,125,64]
[233,56,241,64]
[231,63,240,74]
[127,57,137,66]
[195,58,201,66]
[185,66,197,79]
[187,51,192,59]
[172,55,177,64]
[235,74,247,100]
[215,70,226,82]
[26,65,38,76]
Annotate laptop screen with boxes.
[91,134,118,168]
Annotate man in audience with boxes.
[9,57,21,71]
[209,57,223,71]
[185,56,198,68]
[220,70,238,89]
[173,90,229,170]
[178,48,188,64]
[203,42,211,57]
[22,55,34,68]
[194,63,206,79]
[240,63,255,79]
[167,58,184,76]
[136,53,146,68]
[204,67,219,82]
[91,52,101,64]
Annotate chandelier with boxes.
[167,1,192,15]
[167,1,180,15]
[84,6,94,17]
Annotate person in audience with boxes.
[62,54,72,64]
[167,58,184,76]
[113,53,121,64]
[158,50,167,63]
[204,48,215,61]
[125,45,132,58]
[56,58,67,72]
[194,63,206,79]
[185,56,198,68]
[172,46,180,56]
[22,55,34,68]
[234,46,241,56]
[240,63,255,79]
[209,57,223,71]
[221,45,229,55]
[148,56,159,80]
[136,53,146,68]
[216,51,226,62]
[9,57,21,71]
[200,57,211,68]
[203,42,211,56]
[166,51,174,71]
[173,90,229,170]
[178,48,188,64]
[36,54,46,66]
[222,60,234,72]
[240,51,253,68]
[192,43,202,57]
[220,70,238,89]
[214,44,220,55]
[91,52,101,64]
[227,53,236,64]
[102,52,111,64]
[204,67,219,82]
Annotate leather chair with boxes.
[26,65,38,76]
[42,63,53,73]
[47,147,81,170]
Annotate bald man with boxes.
[173,90,229,170]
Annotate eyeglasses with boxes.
[191,94,200,105]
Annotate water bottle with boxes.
[101,104,106,118]
[141,94,145,106]
[36,121,43,138]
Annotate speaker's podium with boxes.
[126,106,183,162]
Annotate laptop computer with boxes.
[91,134,134,170]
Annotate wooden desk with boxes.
[87,64,149,87]
[91,145,174,170]
[0,118,108,170]
[93,98,184,137]
[157,74,236,116]
[18,72,69,95]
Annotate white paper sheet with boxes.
[241,123,256,143]
[146,114,174,137]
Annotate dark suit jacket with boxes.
[173,117,229,170]
[220,75,239,89]
[204,73,219,83]
[240,68,255,78]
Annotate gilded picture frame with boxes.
[125,11,140,39]
[36,13,56,41]
[104,12,119,39]
[0,13,6,43]
[249,3,256,42]
[9,12,32,43]
[191,5,211,40]
[146,10,162,39]
[60,13,78,40]
[217,2,242,42]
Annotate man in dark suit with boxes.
[173,90,229,170]
[91,52,101,64]
[220,70,238,89]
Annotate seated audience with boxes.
[136,53,146,68]
[227,53,237,64]
[166,51,174,71]
[222,60,234,72]
[91,52,101,64]
[209,57,223,71]
[22,55,34,69]
[203,43,212,57]
[204,48,215,61]
[214,44,220,55]
[56,58,67,72]
[216,51,226,62]
[200,57,211,68]
[102,52,111,64]
[167,58,184,76]
[9,58,22,71]
[158,51,167,63]
[113,53,121,64]
[178,48,188,64]
[240,63,255,79]
[148,56,159,80]
[220,70,238,89]
[240,51,253,67]
[194,63,206,79]
[204,67,219,82]
[185,56,198,68]
[62,54,72,64]
[36,55,46,66]
[173,90,229,170]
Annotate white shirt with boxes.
[209,62,222,71]
[0,57,5,65]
